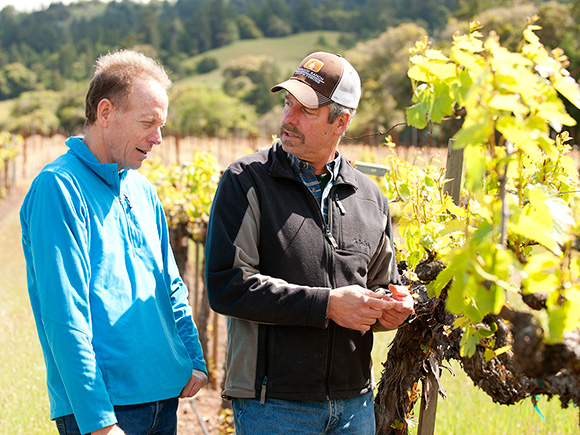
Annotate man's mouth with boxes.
[136,147,150,156]
[281,124,304,141]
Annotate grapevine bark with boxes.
[374,259,580,434]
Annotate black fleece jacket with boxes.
[205,141,401,402]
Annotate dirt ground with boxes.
[177,388,231,435]
[177,312,232,435]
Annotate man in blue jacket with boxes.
[20,50,207,435]
[205,52,414,434]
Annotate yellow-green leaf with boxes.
[553,76,580,109]
[488,94,529,115]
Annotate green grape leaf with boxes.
[406,102,428,129]
[430,82,455,123]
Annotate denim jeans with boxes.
[55,397,178,435]
[232,391,375,435]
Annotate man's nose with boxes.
[282,105,299,125]
[150,127,163,145]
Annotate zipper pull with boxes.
[335,193,346,215]
[260,376,268,404]
[121,193,133,208]
[325,224,338,249]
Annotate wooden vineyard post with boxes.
[194,241,200,319]
[443,138,463,205]
[22,135,28,179]
[417,138,463,435]
[417,371,439,435]
[212,308,219,390]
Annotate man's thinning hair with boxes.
[84,50,172,127]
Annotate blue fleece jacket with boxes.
[20,136,206,434]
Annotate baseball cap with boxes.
[271,52,361,110]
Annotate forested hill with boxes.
[0,0,461,93]
[2,0,580,143]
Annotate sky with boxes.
[0,0,150,12]
[0,0,80,12]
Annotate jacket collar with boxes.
[66,136,127,187]
[269,140,359,190]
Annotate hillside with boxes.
[176,31,344,88]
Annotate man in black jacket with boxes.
[205,52,413,435]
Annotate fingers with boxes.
[180,370,208,398]
[327,286,390,331]
[386,284,415,311]
[366,294,396,310]
[377,312,405,330]
[327,285,414,332]
[378,306,412,329]
[388,284,412,300]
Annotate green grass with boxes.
[176,31,345,89]
[372,333,579,434]
[0,200,57,434]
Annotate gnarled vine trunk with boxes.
[375,259,580,434]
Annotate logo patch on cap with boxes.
[304,59,324,73]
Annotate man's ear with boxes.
[96,99,114,126]
[335,112,351,136]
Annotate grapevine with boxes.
[141,151,220,242]
[0,131,22,169]
[375,19,580,434]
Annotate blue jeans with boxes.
[55,397,179,435]
[232,391,375,435]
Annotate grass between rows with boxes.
[0,202,56,434]
[371,333,579,434]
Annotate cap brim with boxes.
[271,79,331,109]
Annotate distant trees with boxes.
[222,56,282,114]
[1,0,580,140]
[8,90,60,136]
[0,63,39,100]
[0,0,467,103]
[167,84,259,138]
[348,23,428,143]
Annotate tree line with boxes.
[0,0,460,98]
[2,0,580,144]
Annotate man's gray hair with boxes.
[328,101,356,136]
[84,50,172,126]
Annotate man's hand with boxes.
[327,285,396,331]
[376,284,414,330]
[92,425,125,435]
[180,369,208,398]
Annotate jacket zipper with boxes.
[334,193,345,250]
[325,223,338,248]
[119,193,135,255]
[324,186,339,400]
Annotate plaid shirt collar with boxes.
[286,151,342,222]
